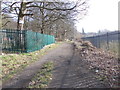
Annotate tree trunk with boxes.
[17,1,26,30]
[17,15,20,30]
[41,2,45,34]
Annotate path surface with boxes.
[48,43,109,88]
[3,43,109,88]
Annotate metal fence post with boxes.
[24,30,26,53]
[0,1,2,55]
[107,32,109,50]
[98,35,100,48]
[0,31,2,55]
[118,31,120,58]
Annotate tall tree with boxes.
[2,0,88,32]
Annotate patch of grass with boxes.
[27,61,53,88]
[100,41,119,56]
[108,41,119,55]
[95,74,108,81]
[1,42,62,83]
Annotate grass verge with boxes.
[100,41,119,56]
[27,61,53,88]
[1,42,62,83]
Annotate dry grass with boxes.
[1,42,62,83]
[100,41,119,56]
[27,61,53,88]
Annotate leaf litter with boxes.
[74,39,120,88]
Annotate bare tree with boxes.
[1,0,89,41]
[2,0,88,32]
[2,14,17,29]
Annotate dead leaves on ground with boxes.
[74,39,119,88]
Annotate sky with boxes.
[75,0,119,33]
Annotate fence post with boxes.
[0,31,2,55]
[98,35,100,48]
[93,36,95,47]
[107,32,109,50]
[118,31,120,58]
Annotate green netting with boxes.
[25,30,55,52]
[1,29,55,53]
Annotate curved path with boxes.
[3,43,109,88]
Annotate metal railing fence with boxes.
[82,31,120,54]
[0,29,55,53]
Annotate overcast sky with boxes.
[76,0,119,33]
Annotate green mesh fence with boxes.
[1,29,55,53]
[25,30,55,52]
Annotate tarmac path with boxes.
[3,43,109,88]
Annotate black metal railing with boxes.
[82,31,120,54]
[1,29,55,53]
